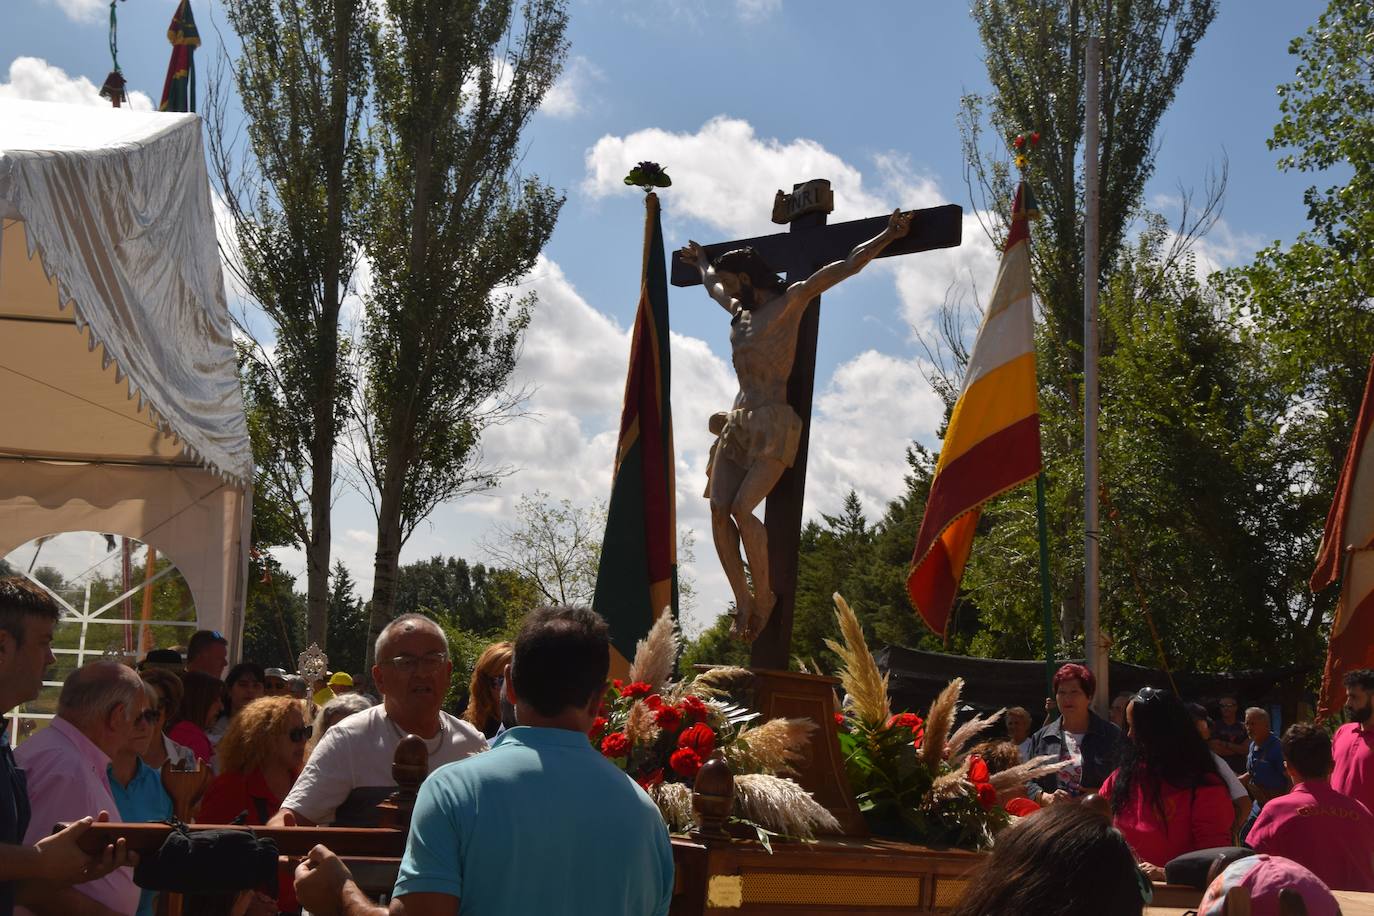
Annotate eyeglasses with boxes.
[288,725,313,743]
[385,652,449,674]
[1219,701,1237,708]
[1134,687,1164,702]
[489,675,505,690]
[135,708,160,725]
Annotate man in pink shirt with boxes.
[1333,668,1374,812]
[14,660,148,915]
[1247,722,1374,892]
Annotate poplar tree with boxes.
[208,0,372,651]
[354,0,568,670]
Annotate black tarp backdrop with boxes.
[874,645,1314,733]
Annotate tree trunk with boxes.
[364,451,409,673]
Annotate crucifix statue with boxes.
[673,179,962,668]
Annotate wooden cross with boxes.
[671,180,962,669]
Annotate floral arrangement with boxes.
[828,593,1066,850]
[593,613,839,843]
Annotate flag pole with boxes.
[1036,473,1055,693]
[1082,33,1108,714]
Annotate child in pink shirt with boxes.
[1247,722,1374,892]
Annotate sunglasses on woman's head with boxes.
[136,708,160,725]
[288,725,313,743]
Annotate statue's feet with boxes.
[746,590,777,641]
[729,600,754,641]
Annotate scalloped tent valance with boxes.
[0,99,252,654]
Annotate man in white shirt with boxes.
[273,614,486,827]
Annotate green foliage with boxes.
[213,0,374,648]
[479,492,604,608]
[963,0,1217,387]
[357,0,569,667]
[242,555,306,669]
[327,560,369,677]
[679,612,750,671]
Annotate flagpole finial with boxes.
[624,161,672,195]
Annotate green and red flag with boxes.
[593,190,677,667]
[159,0,200,113]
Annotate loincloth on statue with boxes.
[703,403,804,497]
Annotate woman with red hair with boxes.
[1026,663,1123,807]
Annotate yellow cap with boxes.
[328,671,354,688]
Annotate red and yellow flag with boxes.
[1314,353,1374,717]
[907,184,1042,639]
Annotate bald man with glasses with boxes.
[272,614,486,828]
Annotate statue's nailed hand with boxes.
[888,208,914,238]
[680,240,707,265]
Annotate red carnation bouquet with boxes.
[593,615,839,842]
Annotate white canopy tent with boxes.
[0,99,252,658]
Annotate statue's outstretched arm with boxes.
[787,209,914,307]
[680,240,736,314]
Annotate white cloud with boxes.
[583,117,1002,339]
[40,0,106,23]
[0,57,154,110]
[808,350,945,520]
[583,116,889,237]
[736,0,781,21]
[542,56,601,119]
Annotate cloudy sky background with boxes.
[1,0,1323,637]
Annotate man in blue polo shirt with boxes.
[295,605,675,916]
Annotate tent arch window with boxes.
[3,532,199,746]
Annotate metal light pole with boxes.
[1082,33,1109,714]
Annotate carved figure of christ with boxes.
[681,208,913,641]
[674,192,963,667]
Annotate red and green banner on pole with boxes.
[593,189,678,664]
[907,182,1043,640]
[159,0,200,113]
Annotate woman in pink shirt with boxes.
[1102,687,1234,878]
[166,670,223,765]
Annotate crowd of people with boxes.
[3,572,1374,915]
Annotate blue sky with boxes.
[0,0,1332,635]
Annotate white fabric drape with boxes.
[0,99,252,651]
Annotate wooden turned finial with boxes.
[376,735,429,830]
[691,750,734,842]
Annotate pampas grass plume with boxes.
[650,782,694,832]
[688,666,753,698]
[734,717,816,775]
[824,593,890,728]
[919,678,963,769]
[947,708,1005,761]
[733,773,840,840]
[625,699,660,746]
[628,611,679,690]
